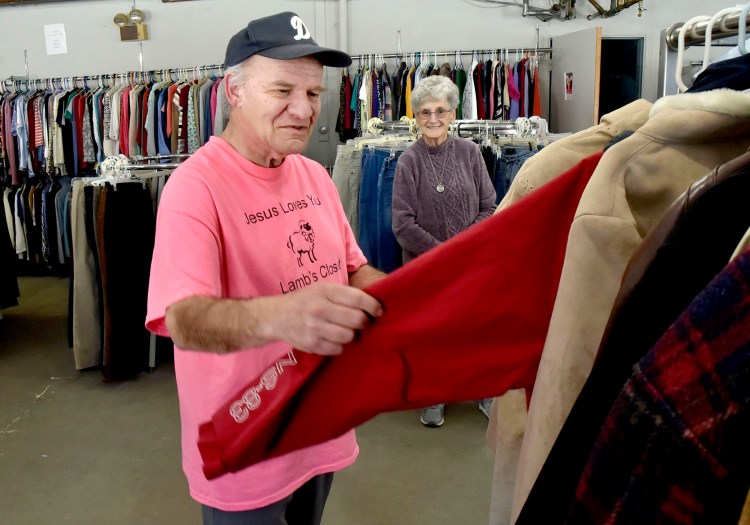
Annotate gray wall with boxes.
[0,0,727,164]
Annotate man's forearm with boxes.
[165,295,277,353]
[349,264,386,290]
[165,281,385,356]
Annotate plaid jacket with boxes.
[566,248,750,525]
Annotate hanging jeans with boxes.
[482,145,499,191]
[331,145,362,242]
[376,151,403,273]
[359,147,403,273]
[495,147,538,203]
[358,148,383,269]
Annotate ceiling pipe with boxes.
[339,0,349,53]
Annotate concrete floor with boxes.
[0,276,495,524]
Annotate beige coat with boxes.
[511,88,750,523]
[487,99,653,525]
[495,99,653,213]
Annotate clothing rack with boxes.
[86,158,178,372]
[658,5,750,96]
[368,117,544,139]
[454,119,543,137]
[131,153,191,162]
[1,63,225,91]
[351,47,553,62]
[664,9,750,50]
[128,153,191,171]
[127,163,183,171]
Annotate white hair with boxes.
[410,75,460,112]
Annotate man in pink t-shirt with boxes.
[145,12,384,525]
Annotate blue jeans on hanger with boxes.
[496,146,538,202]
[376,152,403,273]
[358,148,387,269]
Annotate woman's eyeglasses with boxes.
[416,108,452,120]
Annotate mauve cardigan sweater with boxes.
[392,135,497,263]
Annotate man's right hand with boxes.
[258,282,383,356]
[165,283,382,355]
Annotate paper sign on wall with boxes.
[564,72,574,100]
[44,24,67,55]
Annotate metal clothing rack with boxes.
[127,153,190,171]
[454,119,541,137]
[663,9,750,51]
[368,117,543,139]
[75,156,179,372]
[126,163,183,171]
[2,63,225,91]
[658,6,750,96]
[356,26,551,62]
[350,47,553,62]
[130,153,191,162]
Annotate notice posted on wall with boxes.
[44,24,68,55]
[564,72,574,100]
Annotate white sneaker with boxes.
[420,404,445,427]
[478,398,492,419]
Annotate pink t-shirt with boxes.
[146,136,366,511]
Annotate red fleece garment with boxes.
[198,151,605,480]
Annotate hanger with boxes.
[675,15,711,93]
[698,7,739,74]
[739,2,750,55]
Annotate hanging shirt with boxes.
[65,92,80,176]
[455,67,467,119]
[503,62,511,120]
[82,95,96,163]
[145,85,160,156]
[3,96,19,184]
[200,79,215,146]
[383,74,392,121]
[489,60,497,119]
[509,62,521,120]
[519,58,527,117]
[463,59,478,120]
[106,85,122,156]
[128,84,143,157]
[210,79,220,132]
[359,67,372,126]
[157,86,172,156]
[187,83,199,153]
[475,61,485,119]
[213,80,228,137]
[533,64,542,117]
[405,65,416,119]
[14,95,31,174]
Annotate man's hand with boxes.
[259,282,383,356]
[165,283,382,355]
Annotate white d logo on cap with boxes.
[290,16,311,41]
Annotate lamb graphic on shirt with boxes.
[287,220,317,267]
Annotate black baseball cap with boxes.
[224,11,352,68]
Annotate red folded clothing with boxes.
[198,151,604,480]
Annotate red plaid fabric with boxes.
[566,248,750,525]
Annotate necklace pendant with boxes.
[436,184,445,193]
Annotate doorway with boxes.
[599,37,644,117]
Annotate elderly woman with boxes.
[392,75,497,428]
